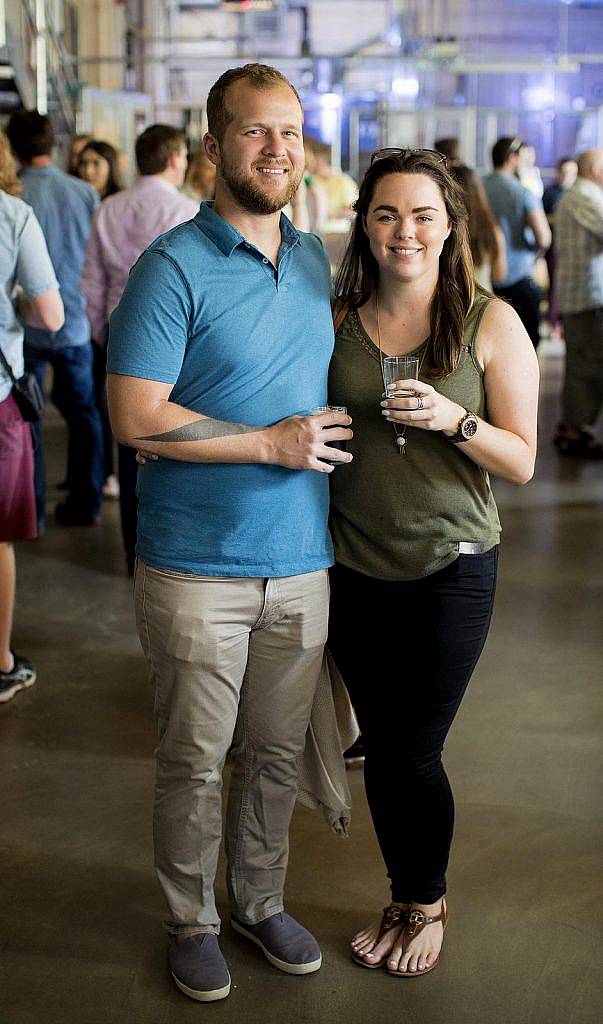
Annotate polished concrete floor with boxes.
[2,340,602,1024]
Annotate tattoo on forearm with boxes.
[136,417,260,443]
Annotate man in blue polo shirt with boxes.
[483,136,551,348]
[107,64,352,1003]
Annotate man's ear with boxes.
[203,132,220,168]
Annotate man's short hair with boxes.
[492,136,523,169]
[434,137,460,164]
[6,109,54,162]
[206,64,302,144]
[135,124,186,176]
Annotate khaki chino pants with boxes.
[134,562,329,933]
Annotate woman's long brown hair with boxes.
[0,130,22,197]
[334,151,475,378]
[450,163,500,270]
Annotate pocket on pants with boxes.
[454,546,498,595]
[294,571,330,650]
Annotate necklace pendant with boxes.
[396,435,407,454]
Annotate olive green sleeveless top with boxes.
[328,294,501,580]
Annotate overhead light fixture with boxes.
[451,57,580,74]
[522,83,555,109]
[221,0,274,10]
[391,75,419,100]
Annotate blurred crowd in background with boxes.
[1,105,602,709]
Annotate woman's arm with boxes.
[491,223,508,285]
[381,299,539,485]
[17,289,64,332]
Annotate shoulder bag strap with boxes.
[332,297,355,334]
[0,345,18,385]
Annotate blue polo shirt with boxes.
[482,171,540,287]
[107,202,334,577]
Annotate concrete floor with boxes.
[2,340,602,1024]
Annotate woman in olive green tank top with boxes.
[327,150,538,979]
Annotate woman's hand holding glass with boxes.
[381,381,465,435]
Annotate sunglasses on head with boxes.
[506,138,524,158]
[370,147,448,167]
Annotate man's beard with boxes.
[220,157,303,214]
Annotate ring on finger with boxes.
[417,395,424,410]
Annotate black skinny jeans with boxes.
[328,548,498,905]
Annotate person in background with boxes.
[6,109,103,529]
[451,163,507,289]
[78,140,124,200]
[181,147,216,202]
[434,137,462,169]
[77,140,125,500]
[302,143,328,234]
[517,143,544,199]
[0,130,63,702]
[81,124,197,572]
[554,148,603,459]
[307,138,358,233]
[543,157,578,337]
[483,136,551,348]
[328,148,538,979]
[67,133,91,176]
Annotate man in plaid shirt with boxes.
[554,149,603,458]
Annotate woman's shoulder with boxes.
[474,292,535,366]
[0,191,35,240]
[0,190,29,217]
[477,292,523,330]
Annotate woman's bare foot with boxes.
[387,899,446,975]
[350,903,409,966]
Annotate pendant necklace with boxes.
[375,292,427,456]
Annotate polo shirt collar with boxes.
[194,200,302,257]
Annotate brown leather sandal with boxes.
[351,904,408,969]
[386,898,447,978]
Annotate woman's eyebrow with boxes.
[372,204,440,214]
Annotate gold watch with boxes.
[448,409,478,443]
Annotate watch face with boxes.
[462,416,478,439]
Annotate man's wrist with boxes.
[255,427,276,464]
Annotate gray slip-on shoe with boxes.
[231,912,322,975]
[168,933,231,1002]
